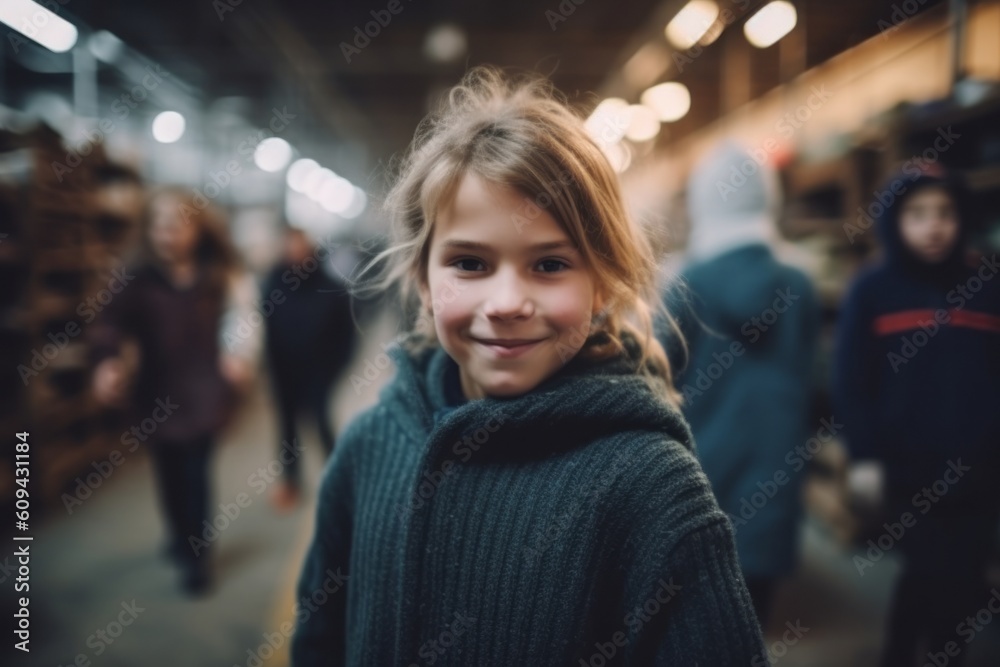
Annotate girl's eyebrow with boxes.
[440,239,578,253]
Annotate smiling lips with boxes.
[472,337,545,358]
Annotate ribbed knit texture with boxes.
[291,331,765,666]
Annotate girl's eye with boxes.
[537,258,569,273]
[453,258,485,272]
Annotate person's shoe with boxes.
[270,481,301,513]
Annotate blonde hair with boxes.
[365,66,682,406]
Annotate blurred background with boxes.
[1,0,999,665]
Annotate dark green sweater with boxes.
[291,331,765,666]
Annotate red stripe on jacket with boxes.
[873,308,1000,335]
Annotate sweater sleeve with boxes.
[640,519,767,666]
[616,441,766,666]
[290,412,362,666]
[831,273,880,461]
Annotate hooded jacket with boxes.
[291,330,765,666]
[661,144,820,580]
[833,168,1000,502]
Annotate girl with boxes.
[292,67,764,665]
[92,187,259,594]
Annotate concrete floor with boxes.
[23,306,1000,667]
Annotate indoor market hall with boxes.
[4,1,1000,666]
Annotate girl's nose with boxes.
[483,270,534,320]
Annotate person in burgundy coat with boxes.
[92,187,259,595]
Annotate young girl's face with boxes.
[423,172,603,400]
[898,185,959,264]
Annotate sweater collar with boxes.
[381,331,693,462]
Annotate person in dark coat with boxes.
[662,142,820,625]
[263,227,355,510]
[91,186,259,595]
[833,165,1000,667]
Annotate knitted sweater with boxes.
[291,331,765,666]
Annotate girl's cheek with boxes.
[543,284,593,328]
[430,284,475,331]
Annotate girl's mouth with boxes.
[473,337,545,358]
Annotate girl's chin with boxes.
[467,370,543,399]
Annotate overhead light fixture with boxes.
[286,158,320,192]
[151,111,185,143]
[699,19,725,46]
[424,23,467,63]
[744,1,797,48]
[341,187,368,219]
[88,30,123,63]
[0,0,78,53]
[585,98,630,147]
[624,104,660,142]
[603,142,632,174]
[665,1,719,50]
[306,168,335,201]
[301,166,327,198]
[640,82,692,122]
[254,137,293,172]
[319,176,355,214]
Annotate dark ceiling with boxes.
[5,0,947,187]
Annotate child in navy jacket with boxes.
[834,166,1000,667]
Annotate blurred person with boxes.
[660,142,820,626]
[290,67,765,666]
[834,166,1000,667]
[91,187,260,595]
[262,226,355,511]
